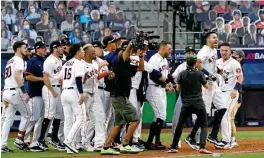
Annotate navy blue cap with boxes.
[50,40,62,51]
[121,41,129,50]
[61,38,71,46]
[184,46,196,54]
[34,41,46,49]
[102,35,118,46]
[253,2,260,8]
[92,41,103,48]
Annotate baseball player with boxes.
[215,43,243,149]
[230,49,244,148]
[1,41,32,152]
[145,41,172,150]
[82,44,110,152]
[167,54,212,154]
[191,32,227,147]
[37,41,64,151]
[171,46,196,149]
[59,44,86,154]
[23,42,47,152]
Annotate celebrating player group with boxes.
[1,32,244,155]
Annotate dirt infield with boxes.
[72,139,264,158]
[9,127,264,157]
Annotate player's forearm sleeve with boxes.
[149,69,162,82]
[75,77,83,94]
[201,68,210,75]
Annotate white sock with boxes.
[231,137,236,143]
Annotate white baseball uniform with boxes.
[146,53,169,121]
[216,57,242,143]
[60,58,86,146]
[94,57,113,135]
[42,54,63,120]
[197,45,226,113]
[82,60,106,148]
[1,56,32,147]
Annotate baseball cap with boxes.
[184,46,196,54]
[61,38,71,46]
[233,10,241,16]
[50,40,62,51]
[92,41,103,48]
[102,35,118,46]
[233,49,245,58]
[186,54,197,66]
[121,41,129,50]
[34,41,46,49]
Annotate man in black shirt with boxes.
[100,42,144,155]
[167,54,212,154]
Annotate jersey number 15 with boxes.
[64,68,72,80]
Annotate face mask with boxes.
[23,25,30,30]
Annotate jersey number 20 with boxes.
[64,68,72,80]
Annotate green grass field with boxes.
[2,131,264,158]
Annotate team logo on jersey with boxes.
[208,55,217,63]
[159,65,169,72]
[54,66,62,74]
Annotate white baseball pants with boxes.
[129,88,143,143]
[1,89,32,147]
[83,92,106,148]
[146,85,167,121]
[221,90,239,143]
[61,89,85,146]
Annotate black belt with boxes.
[64,87,74,90]
[98,86,104,90]
[52,85,60,87]
[5,88,16,90]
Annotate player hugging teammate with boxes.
[2,31,244,155]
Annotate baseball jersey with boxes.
[131,72,142,89]
[172,62,187,79]
[148,53,169,85]
[94,57,108,88]
[4,56,25,88]
[144,61,154,73]
[82,60,99,93]
[197,45,218,75]
[216,57,242,91]
[43,54,62,85]
[59,58,85,89]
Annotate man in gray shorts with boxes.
[100,42,144,155]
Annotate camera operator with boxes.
[100,40,144,155]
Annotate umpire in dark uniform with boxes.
[24,42,47,152]
[167,54,212,154]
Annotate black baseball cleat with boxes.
[185,136,199,150]
[145,143,156,150]
[29,146,44,152]
[154,141,166,150]
[37,140,49,151]
[49,139,59,148]
[56,141,66,151]
[1,146,13,153]
[207,135,221,144]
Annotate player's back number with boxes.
[64,68,72,80]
